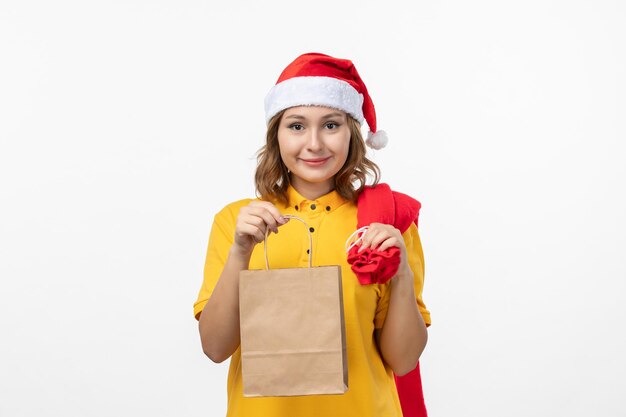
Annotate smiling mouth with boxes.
[301,157,330,163]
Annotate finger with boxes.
[246,206,280,234]
[237,222,266,243]
[358,228,382,251]
[249,201,288,225]
[378,237,401,252]
[243,204,282,234]
[245,215,275,238]
[368,232,391,251]
[359,224,400,251]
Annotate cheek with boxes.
[277,139,299,171]
[277,135,292,156]
[336,133,352,159]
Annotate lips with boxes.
[301,157,330,163]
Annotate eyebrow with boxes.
[284,112,345,120]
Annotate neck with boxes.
[290,176,334,200]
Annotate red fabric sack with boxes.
[346,245,401,285]
[349,183,428,417]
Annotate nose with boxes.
[306,128,323,151]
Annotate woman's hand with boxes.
[232,201,289,258]
[357,222,411,276]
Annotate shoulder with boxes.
[401,221,420,243]
[358,183,422,231]
[360,183,421,207]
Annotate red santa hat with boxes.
[264,52,388,150]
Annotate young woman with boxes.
[194,52,431,417]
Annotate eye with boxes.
[325,122,340,129]
[289,123,304,131]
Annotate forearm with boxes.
[378,269,428,376]
[198,247,250,363]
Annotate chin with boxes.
[300,175,332,184]
[291,170,335,183]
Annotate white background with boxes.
[1,1,625,416]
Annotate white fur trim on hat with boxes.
[365,130,388,150]
[264,76,365,125]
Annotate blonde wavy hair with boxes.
[254,109,381,205]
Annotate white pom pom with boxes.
[365,130,388,150]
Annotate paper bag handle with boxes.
[263,214,313,270]
[345,226,370,253]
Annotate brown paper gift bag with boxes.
[238,215,348,397]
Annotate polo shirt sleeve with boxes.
[374,222,431,328]
[193,205,237,321]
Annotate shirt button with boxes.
[325,206,331,211]
[309,227,315,233]
[295,205,299,210]
[311,204,316,210]
[306,249,310,254]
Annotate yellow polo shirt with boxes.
[194,184,431,417]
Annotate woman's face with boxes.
[277,106,351,194]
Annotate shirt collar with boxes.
[286,184,348,213]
